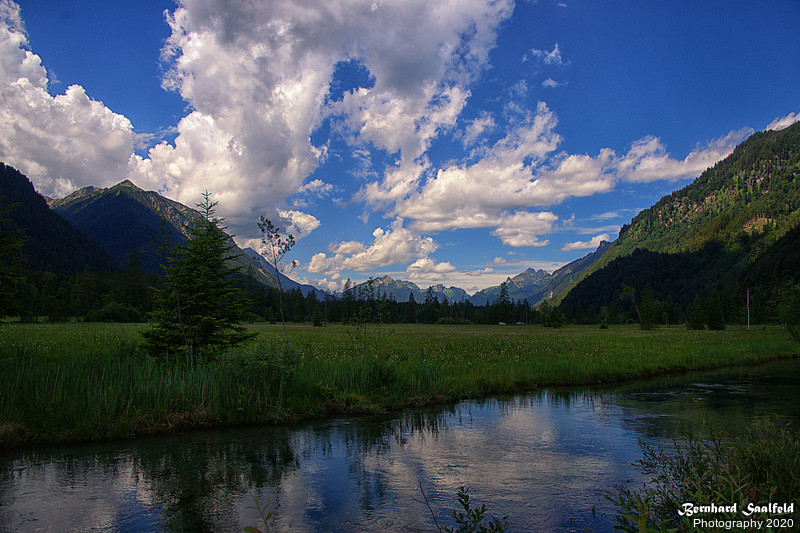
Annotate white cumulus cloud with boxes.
[3,0,515,243]
[0,0,768,263]
[525,43,569,67]
[278,209,320,239]
[766,112,800,131]
[0,6,136,197]
[561,233,611,251]
[406,257,457,282]
[613,128,752,183]
[306,218,439,276]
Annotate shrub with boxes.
[607,417,800,532]
[87,302,144,323]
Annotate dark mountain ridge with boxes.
[49,180,196,273]
[0,163,117,272]
[48,179,323,294]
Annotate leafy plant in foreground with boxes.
[607,415,800,532]
[419,482,508,533]
[243,493,275,533]
[258,216,296,348]
[443,486,509,533]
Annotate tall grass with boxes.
[0,323,796,448]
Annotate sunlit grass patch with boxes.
[0,322,796,448]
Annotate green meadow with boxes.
[0,322,796,449]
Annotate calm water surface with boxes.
[1,358,799,532]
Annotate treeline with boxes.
[1,252,794,330]
[2,253,154,322]
[560,221,800,330]
[242,275,545,326]
[0,256,552,326]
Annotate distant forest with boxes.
[0,253,788,329]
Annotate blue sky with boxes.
[2,0,799,293]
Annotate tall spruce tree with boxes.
[144,192,252,363]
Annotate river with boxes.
[1,358,799,532]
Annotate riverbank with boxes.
[1,322,796,449]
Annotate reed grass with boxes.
[0,322,796,448]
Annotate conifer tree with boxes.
[686,295,705,330]
[144,192,252,363]
[775,280,800,342]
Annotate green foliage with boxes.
[218,345,297,414]
[706,289,726,330]
[607,416,800,532]
[537,300,563,328]
[144,192,253,362]
[243,493,274,533]
[686,295,705,330]
[258,217,296,347]
[439,487,509,533]
[418,482,508,533]
[87,302,144,323]
[0,200,26,315]
[774,279,800,342]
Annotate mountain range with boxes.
[3,120,799,311]
[342,238,612,306]
[4,166,609,304]
[48,180,325,297]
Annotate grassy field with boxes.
[0,322,797,449]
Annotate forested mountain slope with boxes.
[0,163,117,272]
[49,180,197,273]
[560,122,800,321]
[594,122,800,274]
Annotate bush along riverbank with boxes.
[0,322,797,449]
[607,415,800,532]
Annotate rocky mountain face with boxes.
[469,242,612,305]
[344,241,611,306]
[348,275,469,303]
[47,179,311,293]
